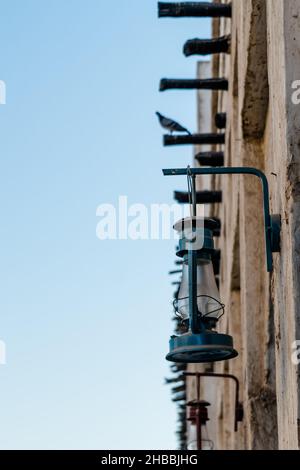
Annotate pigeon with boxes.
[156,111,191,135]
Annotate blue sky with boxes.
[0,0,210,450]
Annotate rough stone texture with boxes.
[186,0,300,450]
[265,0,300,449]
[242,0,269,139]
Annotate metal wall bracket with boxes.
[163,166,281,272]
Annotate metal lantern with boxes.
[184,371,244,432]
[166,213,238,363]
[187,400,214,450]
[163,165,282,362]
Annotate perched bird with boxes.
[156,111,191,135]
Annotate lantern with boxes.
[166,216,238,363]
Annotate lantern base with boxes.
[166,331,238,363]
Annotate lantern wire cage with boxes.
[187,438,214,451]
[173,295,225,322]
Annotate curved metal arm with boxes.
[163,167,281,272]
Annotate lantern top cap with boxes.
[173,216,219,233]
[187,399,211,407]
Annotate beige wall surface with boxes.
[186,0,300,450]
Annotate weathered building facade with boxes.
[186,0,300,450]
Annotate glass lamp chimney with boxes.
[174,217,223,329]
[177,254,223,328]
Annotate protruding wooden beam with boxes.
[175,260,183,266]
[172,393,186,402]
[184,35,230,56]
[169,269,182,275]
[158,2,232,18]
[171,364,187,372]
[164,133,225,146]
[195,151,224,167]
[172,384,186,393]
[215,112,227,129]
[174,190,222,204]
[165,375,186,384]
[160,78,228,91]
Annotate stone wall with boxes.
[186,0,300,450]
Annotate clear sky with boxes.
[0,0,211,450]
